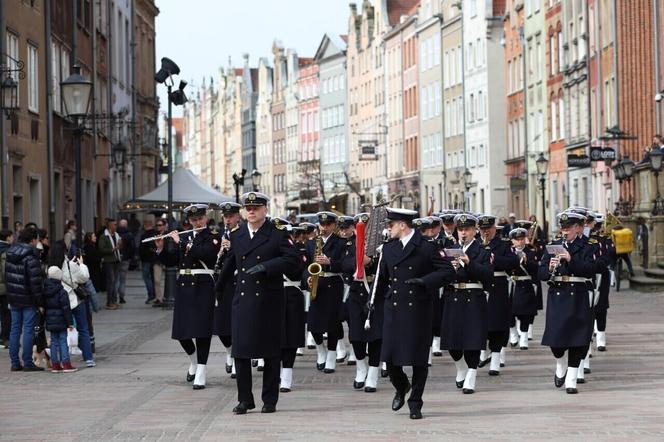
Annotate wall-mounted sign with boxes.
[589,147,617,161]
[567,154,591,168]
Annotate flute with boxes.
[141,227,206,243]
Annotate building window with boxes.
[28,45,39,113]
[7,33,19,107]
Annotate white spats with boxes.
[489,352,501,375]
[499,348,506,366]
[432,336,442,356]
[463,368,477,393]
[596,331,606,350]
[280,368,293,391]
[527,323,534,340]
[188,352,197,376]
[336,340,347,362]
[365,366,379,391]
[555,356,567,379]
[519,331,529,349]
[454,358,469,384]
[324,351,337,373]
[348,345,357,363]
[565,366,578,392]
[428,347,433,366]
[225,346,233,367]
[316,344,327,366]
[509,326,519,346]
[354,358,368,387]
[193,364,207,389]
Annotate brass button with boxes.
[257,280,260,284]
[241,280,245,284]
[256,293,259,296]
[257,256,261,259]
[409,290,413,294]
[240,292,245,296]
[394,290,398,294]
[454,297,457,301]
[242,268,245,272]
[242,256,246,260]
[408,302,412,306]
[393,302,397,306]
[181,283,184,287]
[393,278,397,282]
[467,298,470,302]
[409,266,412,270]
[394,266,397,269]
[191,283,195,286]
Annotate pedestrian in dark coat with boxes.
[441,214,493,394]
[478,215,520,375]
[213,201,243,378]
[156,204,221,390]
[374,208,455,420]
[591,216,615,352]
[538,211,596,394]
[218,192,299,415]
[303,211,346,373]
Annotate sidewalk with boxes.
[1,271,664,440]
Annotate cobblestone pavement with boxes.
[1,273,664,441]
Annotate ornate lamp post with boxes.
[251,169,262,192]
[535,153,549,239]
[61,65,93,247]
[232,169,247,203]
[650,150,664,215]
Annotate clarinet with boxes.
[214,223,231,275]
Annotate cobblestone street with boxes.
[1,272,664,441]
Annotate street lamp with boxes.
[61,65,92,248]
[112,142,128,170]
[251,169,262,191]
[612,155,635,216]
[536,153,549,240]
[463,168,472,211]
[232,169,247,203]
[1,76,18,118]
[650,150,664,215]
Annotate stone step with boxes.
[629,276,664,292]
[643,268,664,280]
[657,262,664,270]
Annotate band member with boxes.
[413,217,433,236]
[156,204,221,390]
[375,208,455,420]
[336,215,357,364]
[441,214,493,394]
[342,212,383,393]
[304,212,346,374]
[271,218,307,393]
[538,211,595,394]
[439,211,459,246]
[214,202,243,378]
[508,227,540,350]
[592,214,615,353]
[478,215,519,375]
[218,192,299,414]
[299,222,317,350]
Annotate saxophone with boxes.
[308,235,324,301]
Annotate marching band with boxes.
[162,192,615,418]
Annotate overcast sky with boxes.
[155,0,351,116]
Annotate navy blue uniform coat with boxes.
[376,231,455,366]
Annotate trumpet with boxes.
[141,227,206,243]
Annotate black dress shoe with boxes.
[462,387,475,394]
[225,364,232,374]
[23,364,45,372]
[316,363,325,371]
[193,383,205,390]
[391,383,411,411]
[566,387,578,394]
[347,360,356,366]
[554,374,565,388]
[257,365,264,372]
[261,404,277,413]
[456,379,464,389]
[119,298,126,304]
[598,346,606,352]
[584,367,591,374]
[10,365,23,372]
[381,369,389,378]
[364,386,376,393]
[433,351,443,357]
[233,402,256,414]
[488,370,500,376]
[478,357,490,368]
[230,373,237,379]
[410,410,423,420]
[186,372,195,382]
[336,355,346,363]
[500,363,505,368]
[509,342,518,348]
[307,344,316,349]
[279,387,291,393]
[323,367,335,374]
[577,377,585,384]
[252,360,258,368]
[520,346,528,350]
[353,380,365,389]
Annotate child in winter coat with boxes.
[43,266,77,373]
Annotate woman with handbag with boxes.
[48,241,96,368]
